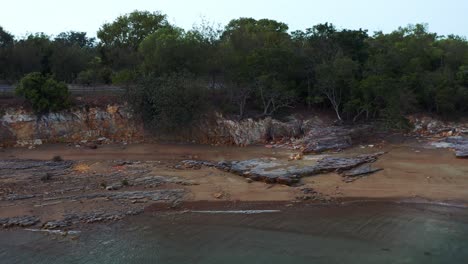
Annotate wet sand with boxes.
[1,141,467,202]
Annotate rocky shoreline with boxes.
[1,113,467,232]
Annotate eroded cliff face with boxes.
[194,114,319,146]
[0,106,328,148]
[0,105,144,147]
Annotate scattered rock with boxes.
[409,115,468,137]
[431,136,468,158]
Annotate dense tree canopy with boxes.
[97,10,170,71]
[1,11,468,128]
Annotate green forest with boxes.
[1,10,467,129]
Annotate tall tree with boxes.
[220,18,297,118]
[97,10,170,70]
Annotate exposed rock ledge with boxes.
[179,152,385,185]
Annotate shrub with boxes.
[15,72,70,114]
[41,173,52,182]
[52,155,63,162]
[121,179,129,186]
[100,182,107,188]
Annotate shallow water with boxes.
[1,203,468,264]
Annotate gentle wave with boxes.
[24,228,81,236]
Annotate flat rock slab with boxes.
[0,159,73,178]
[181,152,385,185]
[0,216,40,228]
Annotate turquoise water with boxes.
[1,203,467,264]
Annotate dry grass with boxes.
[73,163,90,173]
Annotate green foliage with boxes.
[219,18,299,117]
[1,15,468,128]
[128,72,208,133]
[98,10,169,50]
[0,26,13,48]
[121,179,129,186]
[15,72,70,113]
[111,69,138,86]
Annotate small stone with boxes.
[85,143,98,149]
[106,184,122,191]
[246,178,253,183]
[213,192,223,199]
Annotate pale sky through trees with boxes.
[1,0,466,37]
